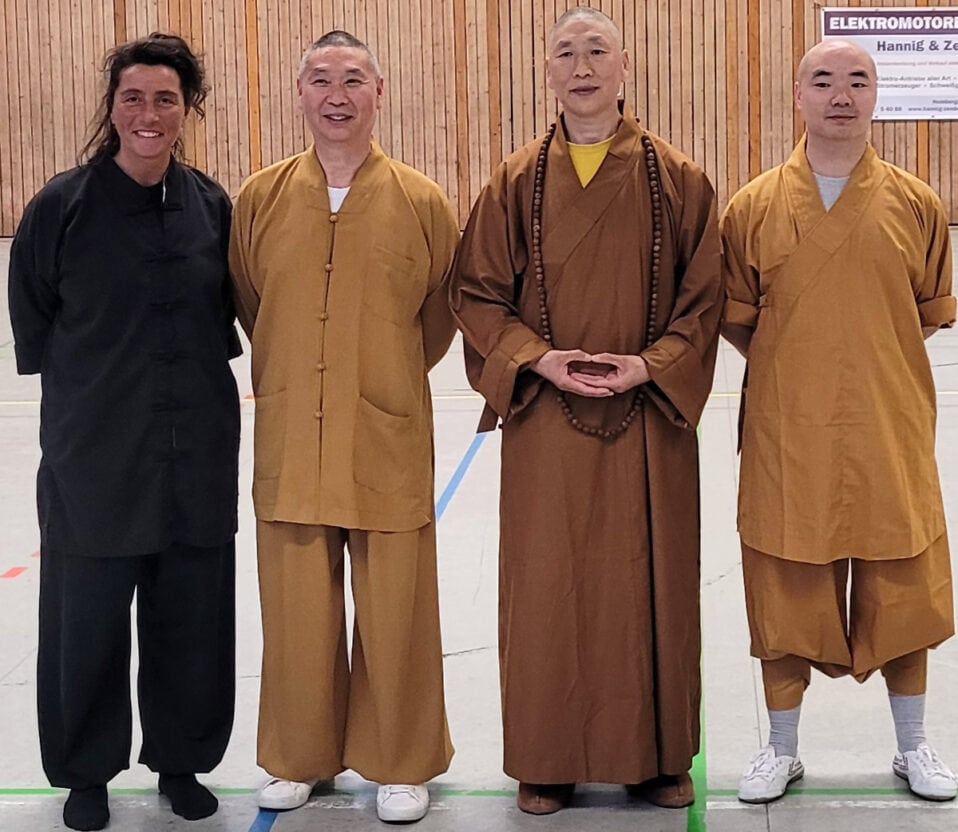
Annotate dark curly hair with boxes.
[79,32,208,163]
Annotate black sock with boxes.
[158,773,218,821]
[63,786,109,831]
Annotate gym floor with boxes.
[2,234,957,831]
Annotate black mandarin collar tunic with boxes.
[8,154,241,557]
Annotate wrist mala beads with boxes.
[531,122,664,440]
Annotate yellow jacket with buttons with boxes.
[229,143,459,531]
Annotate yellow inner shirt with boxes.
[568,137,614,186]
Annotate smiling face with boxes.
[297,45,383,151]
[795,40,877,144]
[110,63,187,175]
[545,14,628,126]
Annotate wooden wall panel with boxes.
[1,0,957,235]
[0,2,12,235]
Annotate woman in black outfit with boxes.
[8,33,239,831]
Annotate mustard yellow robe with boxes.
[229,143,459,531]
[722,140,955,564]
[451,110,723,784]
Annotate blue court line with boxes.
[248,810,278,831]
[247,430,488,832]
[435,432,488,521]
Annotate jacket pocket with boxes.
[353,395,416,494]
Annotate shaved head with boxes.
[549,6,622,50]
[794,37,877,156]
[299,30,381,79]
[797,39,876,84]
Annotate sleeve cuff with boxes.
[477,329,550,418]
[640,339,707,429]
[918,296,956,328]
[14,342,43,375]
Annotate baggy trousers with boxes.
[256,520,454,784]
[742,535,954,710]
[37,542,236,788]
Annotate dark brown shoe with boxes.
[516,782,575,814]
[626,772,694,808]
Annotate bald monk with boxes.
[722,39,957,804]
[451,7,722,815]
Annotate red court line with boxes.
[1,567,28,579]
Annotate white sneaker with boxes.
[893,743,958,801]
[376,784,430,823]
[257,777,320,810]
[738,745,804,803]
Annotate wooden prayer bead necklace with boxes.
[531,122,664,440]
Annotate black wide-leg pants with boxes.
[37,541,235,789]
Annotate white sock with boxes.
[767,706,801,758]
[889,693,926,753]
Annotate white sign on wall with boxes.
[821,7,958,119]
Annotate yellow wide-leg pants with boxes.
[256,520,454,784]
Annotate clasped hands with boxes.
[530,349,650,398]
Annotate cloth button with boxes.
[314,410,323,419]
[318,312,329,321]
[324,263,333,272]
[316,362,327,372]
[329,214,339,223]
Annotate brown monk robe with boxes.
[450,8,722,815]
